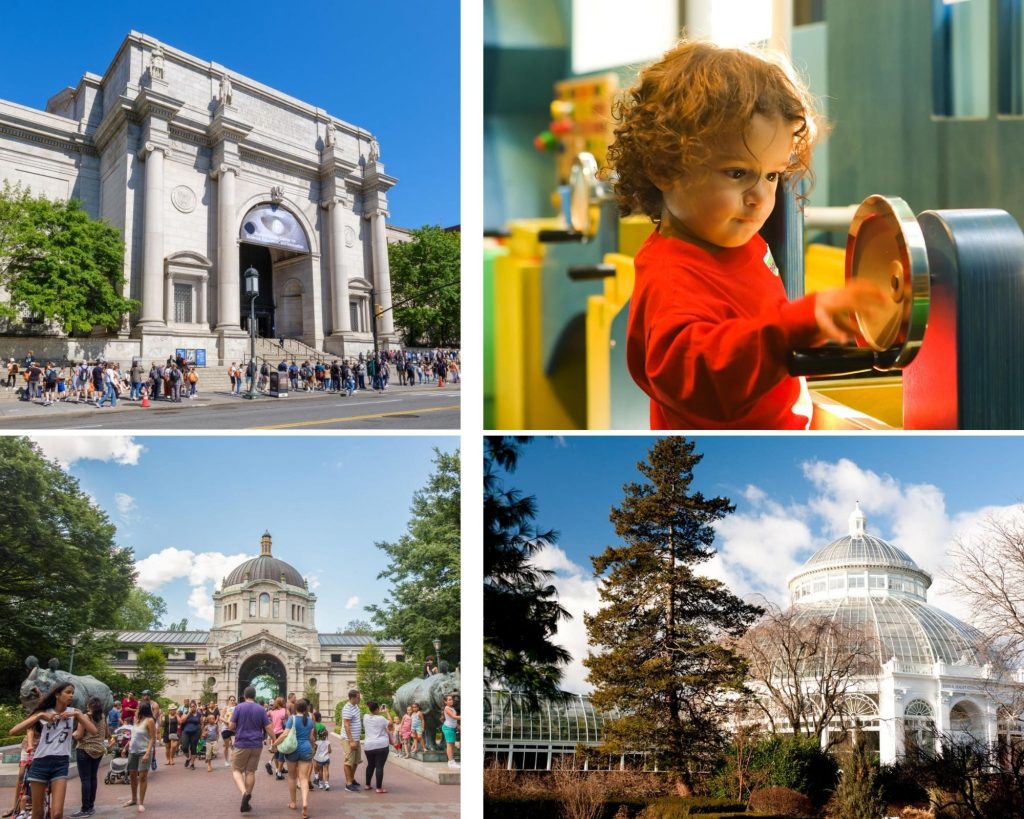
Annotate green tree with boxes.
[830,734,887,819]
[131,644,167,696]
[387,225,460,347]
[303,679,320,712]
[167,618,189,632]
[355,642,393,705]
[584,438,763,790]
[339,619,376,636]
[368,449,460,665]
[0,183,137,334]
[114,588,168,631]
[199,675,217,705]
[0,437,136,700]
[484,437,570,706]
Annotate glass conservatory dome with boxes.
[786,504,981,670]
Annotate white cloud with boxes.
[31,436,144,468]
[114,493,136,518]
[306,571,322,591]
[532,544,602,694]
[134,547,251,625]
[189,585,214,622]
[345,596,360,610]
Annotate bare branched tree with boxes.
[945,509,1024,669]
[734,600,877,746]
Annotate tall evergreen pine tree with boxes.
[484,437,571,705]
[584,438,762,788]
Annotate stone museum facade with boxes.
[0,31,400,363]
[100,532,403,714]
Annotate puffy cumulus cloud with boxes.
[188,585,214,622]
[345,596,360,610]
[134,547,251,624]
[30,436,144,468]
[531,544,602,694]
[306,572,322,591]
[802,458,906,535]
[708,491,815,604]
[114,493,136,518]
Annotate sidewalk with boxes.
[0,735,459,818]
[0,381,461,422]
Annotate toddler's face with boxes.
[657,113,796,252]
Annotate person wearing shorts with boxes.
[220,695,237,768]
[442,695,460,769]
[12,682,97,819]
[230,686,275,814]
[341,690,363,792]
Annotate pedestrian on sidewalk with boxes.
[341,689,362,793]
[123,701,156,813]
[265,696,288,779]
[362,702,395,793]
[71,696,107,818]
[140,691,160,772]
[220,694,237,768]
[269,698,316,818]
[229,686,275,814]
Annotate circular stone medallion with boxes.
[171,185,197,213]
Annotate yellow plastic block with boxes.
[805,243,845,294]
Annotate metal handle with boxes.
[538,229,584,243]
[787,347,877,377]
[567,264,616,281]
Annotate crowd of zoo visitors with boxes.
[4,348,460,408]
[6,683,460,819]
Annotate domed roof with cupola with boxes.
[785,505,981,669]
[223,532,305,588]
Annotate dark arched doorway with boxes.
[238,654,287,704]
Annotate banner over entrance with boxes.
[240,203,310,253]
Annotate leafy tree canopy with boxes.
[339,619,377,636]
[114,588,168,631]
[0,183,137,334]
[388,225,460,348]
[368,449,460,665]
[355,642,393,705]
[0,436,136,700]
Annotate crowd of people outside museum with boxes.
[6,684,460,818]
[3,348,460,408]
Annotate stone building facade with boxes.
[0,31,400,363]
[102,532,403,713]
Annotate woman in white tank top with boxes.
[9,682,97,819]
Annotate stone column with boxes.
[215,165,239,331]
[369,210,395,336]
[164,275,174,324]
[328,200,351,335]
[139,143,166,327]
[198,277,207,326]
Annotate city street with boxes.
[0,384,460,429]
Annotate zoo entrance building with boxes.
[100,532,403,712]
[0,31,400,364]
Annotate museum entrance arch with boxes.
[238,654,287,704]
[238,203,312,341]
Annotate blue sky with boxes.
[492,435,1024,692]
[0,0,459,228]
[31,435,458,633]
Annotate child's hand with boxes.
[813,280,888,344]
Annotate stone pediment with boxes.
[220,630,308,662]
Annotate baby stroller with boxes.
[104,726,132,784]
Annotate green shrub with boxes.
[748,735,838,806]
[877,759,928,807]
[0,703,28,744]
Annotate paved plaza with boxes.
[0,734,459,818]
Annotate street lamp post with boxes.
[433,637,442,671]
[69,634,80,674]
[244,266,259,399]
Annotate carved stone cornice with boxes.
[208,108,253,145]
[361,160,397,193]
[132,85,184,123]
[209,162,239,180]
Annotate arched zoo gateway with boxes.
[0,32,400,363]
[99,532,404,713]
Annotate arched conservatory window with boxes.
[904,699,936,756]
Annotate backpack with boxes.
[169,368,181,383]
[188,372,197,383]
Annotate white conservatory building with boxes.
[776,504,1024,763]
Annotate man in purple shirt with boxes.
[229,686,275,813]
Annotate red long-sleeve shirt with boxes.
[627,230,820,429]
